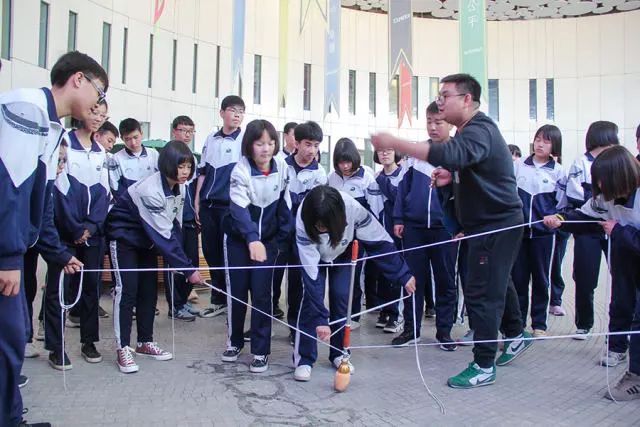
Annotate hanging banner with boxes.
[324,0,340,116]
[299,0,327,34]
[389,0,413,127]
[459,0,487,104]
[231,0,246,94]
[153,0,166,25]
[278,0,289,109]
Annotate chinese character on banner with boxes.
[468,15,478,28]
[468,0,478,12]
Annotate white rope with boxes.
[57,268,84,391]
[603,236,618,402]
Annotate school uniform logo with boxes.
[340,239,348,247]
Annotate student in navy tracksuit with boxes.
[0,51,102,426]
[163,115,201,322]
[220,119,292,373]
[195,95,245,318]
[271,121,298,319]
[545,145,640,401]
[391,141,458,349]
[512,125,566,336]
[564,121,619,340]
[52,101,110,366]
[282,122,327,343]
[107,141,202,374]
[372,148,405,333]
[108,119,159,205]
[292,186,415,382]
[327,138,382,326]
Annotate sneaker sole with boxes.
[573,335,589,341]
[383,327,402,333]
[600,358,626,367]
[393,337,421,347]
[136,353,173,361]
[249,364,269,373]
[118,364,139,374]
[18,378,29,388]
[199,308,228,318]
[447,377,496,389]
[294,374,311,382]
[439,344,458,352]
[167,315,196,322]
[24,352,40,359]
[221,349,242,362]
[82,354,103,363]
[48,360,72,371]
[496,341,533,366]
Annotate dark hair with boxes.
[508,144,522,158]
[158,140,195,181]
[284,122,298,134]
[373,149,401,165]
[591,145,640,201]
[440,73,481,103]
[221,95,245,111]
[294,121,323,143]
[301,186,347,248]
[119,118,142,137]
[333,138,361,173]
[426,101,440,115]
[534,124,562,158]
[172,115,194,129]
[585,121,619,151]
[97,120,119,138]
[635,123,640,140]
[241,119,280,158]
[50,51,109,91]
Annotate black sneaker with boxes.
[375,313,388,328]
[436,333,458,352]
[81,343,103,363]
[383,318,403,333]
[391,329,421,347]
[249,355,269,373]
[221,346,243,362]
[289,331,296,346]
[273,306,285,320]
[98,305,109,318]
[18,374,28,388]
[19,419,51,427]
[243,330,251,342]
[424,308,436,318]
[48,351,72,371]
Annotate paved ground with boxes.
[21,243,638,426]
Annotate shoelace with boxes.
[254,355,267,362]
[144,342,164,354]
[120,347,135,365]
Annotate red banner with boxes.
[153,0,166,25]
[398,61,412,128]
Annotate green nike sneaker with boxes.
[447,362,496,389]
[496,331,533,366]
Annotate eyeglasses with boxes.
[90,107,109,121]
[83,73,107,104]
[436,93,466,104]
[175,128,196,135]
[226,107,245,115]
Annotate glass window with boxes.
[101,22,111,73]
[253,54,262,105]
[171,39,177,90]
[38,2,49,68]
[412,75,419,119]
[67,11,77,52]
[488,79,500,122]
[1,0,11,60]
[546,78,554,121]
[529,79,537,120]
[192,43,198,93]
[348,70,356,115]
[148,34,154,88]
[122,28,128,84]
[303,63,311,111]
[389,75,399,117]
[429,77,440,102]
[368,72,376,116]
[215,45,220,98]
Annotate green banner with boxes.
[459,0,487,104]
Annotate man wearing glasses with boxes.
[372,74,530,390]
[0,51,106,427]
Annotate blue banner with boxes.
[324,0,340,116]
[231,0,246,94]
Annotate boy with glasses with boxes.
[195,96,246,318]
[0,50,102,427]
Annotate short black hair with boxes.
[426,101,440,115]
[97,120,119,138]
[508,144,522,158]
[119,118,142,137]
[635,123,640,140]
[585,121,619,151]
[50,51,109,91]
[333,138,361,173]
[440,73,481,103]
[534,124,562,158]
[221,95,245,111]
[591,145,640,201]
[241,119,280,158]
[373,149,401,165]
[301,185,347,248]
[172,115,194,129]
[284,122,298,134]
[158,140,195,181]
[294,121,323,143]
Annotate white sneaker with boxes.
[349,321,360,331]
[600,350,627,367]
[24,342,39,358]
[332,356,355,374]
[35,320,45,341]
[573,329,590,340]
[294,365,312,382]
[458,329,474,346]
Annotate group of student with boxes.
[2,52,640,427]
